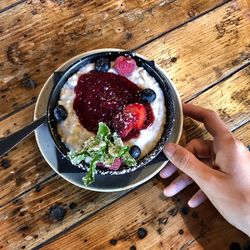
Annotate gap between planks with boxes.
[0,59,249,124]
[0,0,26,14]
[185,61,250,103]
[0,58,249,127]
[0,0,248,247]
[0,0,233,121]
[3,69,250,249]
[132,0,232,51]
[34,122,250,249]
[0,58,249,209]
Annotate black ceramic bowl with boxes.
[47,50,176,176]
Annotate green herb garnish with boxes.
[68,122,137,186]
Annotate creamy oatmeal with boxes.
[57,62,166,158]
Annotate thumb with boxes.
[163,143,216,185]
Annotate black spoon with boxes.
[0,115,46,157]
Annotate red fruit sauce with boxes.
[73,72,155,140]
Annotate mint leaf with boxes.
[109,132,131,157]
[82,137,100,150]
[122,152,137,167]
[68,122,138,186]
[83,154,98,185]
[68,150,88,165]
[113,132,123,146]
[97,122,111,139]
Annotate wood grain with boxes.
[0,0,249,248]
[0,0,24,12]
[1,0,247,208]
[0,175,129,250]
[0,64,249,249]
[40,122,250,250]
[0,64,248,207]
[0,104,54,207]
[0,0,234,119]
[0,104,34,136]
[138,0,250,100]
[183,64,250,143]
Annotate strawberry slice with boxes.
[124,103,146,130]
[112,111,136,139]
[113,103,147,139]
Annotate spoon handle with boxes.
[0,115,46,157]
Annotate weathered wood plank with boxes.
[138,0,250,100]
[0,64,248,208]
[0,0,249,129]
[0,63,249,249]
[0,1,249,247]
[0,0,243,208]
[0,0,232,118]
[0,104,55,207]
[0,104,34,136]
[0,0,23,12]
[39,123,250,250]
[0,175,128,250]
[182,64,250,143]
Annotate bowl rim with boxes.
[34,48,183,191]
[46,49,177,175]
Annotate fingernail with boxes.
[159,170,165,178]
[164,143,176,158]
[188,200,196,208]
[163,188,173,197]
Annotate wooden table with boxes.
[0,0,249,249]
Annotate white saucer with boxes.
[34,49,183,192]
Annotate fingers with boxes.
[163,174,193,197]
[185,139,212,158]
[159,162,177,178]
[188,189,207,208]
[183,103,231,139]
[163,143,217,186]
[160,139,212,179]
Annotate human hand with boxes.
[160,103,250,236]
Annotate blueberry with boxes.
[137,227,147,239]
[69,202,77,210]
[49,205,66,221]
[180,206,189,215]
[129,145,141,159]
[178,229,184,235]
[1,159,10,169]
[95,57,111,72]
[140,88,156,103]
[54,105,67,122]
[109,239,117,245]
